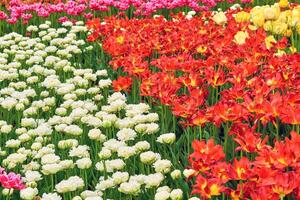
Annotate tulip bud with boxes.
[171,170,181,180]
[102,120,112,128]
[2,188,14,196]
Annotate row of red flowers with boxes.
[87,7,300,199]
[87,10,300,128]
[189,130,300,199]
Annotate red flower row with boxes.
[87,10,300,128]
[188,130,300,199]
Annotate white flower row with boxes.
[0,21,183,200]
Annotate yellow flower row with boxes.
[235,0,300,36]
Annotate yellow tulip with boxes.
[251,6,263,14]
[264,4,280,20]
[277,11,288,23]
[263,20,273,32]
[288,9,300,27]
[235,11,251,23]
[252,12,265,27]
[265,35,277,49]
[233,31,249,45]
[285,10,292,18]
[212,12,227,25]
[279,0,289,8]
[272,21,288,35]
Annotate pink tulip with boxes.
[0,168,25,190]
[84,12,94,19]
[0,11,8,20]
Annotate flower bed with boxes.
[0,0,300,199]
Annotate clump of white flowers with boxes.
[0,21,184,200]
[55,176,85,193]
[157,133,176,144]
[20,187,39,200]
